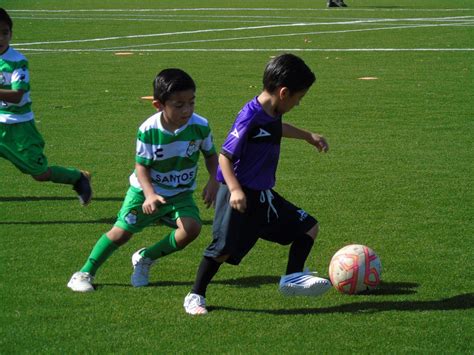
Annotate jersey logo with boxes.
[231,128,240,139]
[154,148,164,158]
[186,140,199,157]
[252,128,271,138]
[296,209,308,221]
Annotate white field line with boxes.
[8,8,474,12]
[18,48,474,53]
[10,15,474,25]
[99,22,473,51]
[13,17,474,47]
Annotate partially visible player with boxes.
[67,68,219,292]
[0,8,92,205]
[184,53,331,315]
[328,0,348,7]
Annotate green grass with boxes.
[1,0,473,353]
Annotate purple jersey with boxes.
[217,96,282,190]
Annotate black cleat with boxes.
[327,0,348,7]
[73,171,92,206]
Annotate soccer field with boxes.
[1,0,473,353]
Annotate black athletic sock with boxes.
[286,233,315,275]
[191,256,222,297]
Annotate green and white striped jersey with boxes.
[129,111,216,197]
[0,47,33,123]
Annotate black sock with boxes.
[286,233,314,275]
[191,256,222,297]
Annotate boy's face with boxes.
[276,87,308,115]
[0,21,11,54]
[153,89,195,130]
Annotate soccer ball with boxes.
[328,244,382,294]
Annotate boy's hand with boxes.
[202,179,219,208]
[230,188,247,213]
[142,194,166,214]
[308,133,329,153]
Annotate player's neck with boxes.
[257,92,279,118]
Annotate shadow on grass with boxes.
[0,196,124,202]
[98,276,280,289]
[211,293,474,315]
[0,217,118,225]
[0,217,212,226]
[360,6,404,9]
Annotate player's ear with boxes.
[279,87,290,100]
[152,100,164,111]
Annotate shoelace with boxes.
[77,273,92,281]
[189,295,205,307]
[136,258,154,274]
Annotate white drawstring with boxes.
[260,190,279,222]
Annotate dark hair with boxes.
[0,8,13,30]
[263,53,316,94]
[153,68,196,103]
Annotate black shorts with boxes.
[204,184,318,265]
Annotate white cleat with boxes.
[184,292,208,315]
[279,269,331,297]
[131,248,156,287]
[67,271,95,292]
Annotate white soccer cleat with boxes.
[279,269,331,297]
[67,271,95,292]
[184,292,208,315]
[131,248,156,287]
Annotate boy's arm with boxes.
[218,153,247,213]
[0,89,24,104]
[201,153,219,208]
[135,162,166,214]
[282,122,329,153]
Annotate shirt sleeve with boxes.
[200,132,216,157]
[220,113,254,161]
[11,62,30,92]
[135,128,154,166]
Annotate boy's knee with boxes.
[215,254,230,263]
[106,227,133,246]
[32,169,51,182]
[175,220,202,248]
[306,223,320,241]
[187,222,202,239]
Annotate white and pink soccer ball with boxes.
[329,244,382,294]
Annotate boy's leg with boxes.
[142,230,182,259]
[259,191,331,296]
[46,166,81,184]
[68,228,131,292]
[184,184,259,315]
[46,166,92,206]
[130,230,182,287]
[184,256,223,315]
[0,121,92,204]
[131,195,201,287]
[286,225,317,274]
[80,229,130,275]
[191,256,224,297]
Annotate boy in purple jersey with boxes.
[184,53,331,315]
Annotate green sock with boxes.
[142,230,182,260]
[80,234,119,276]
[49,166,81,185]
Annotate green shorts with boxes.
[115,187,201,234]
[0,120,49,176]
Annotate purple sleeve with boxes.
[221,111,254,161]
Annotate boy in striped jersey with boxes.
[68,68,219,292]
[0,8,92,205]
